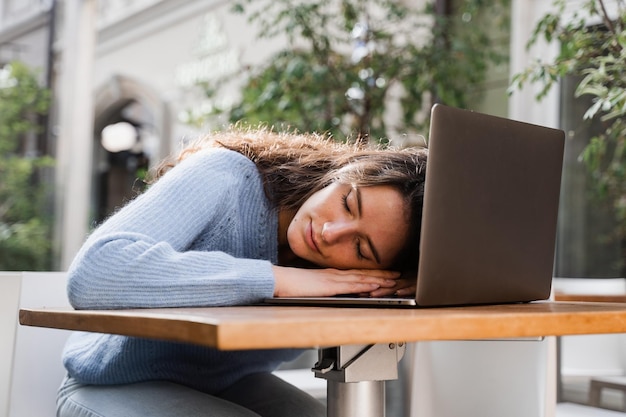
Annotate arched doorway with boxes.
[92,75,170,224]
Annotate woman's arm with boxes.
[67,149,277,309]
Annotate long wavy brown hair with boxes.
[152,127,428,270]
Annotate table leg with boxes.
[327,380,385,417]
[313,343,405,417]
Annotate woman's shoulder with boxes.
[179,147,257,177]
[194,147,253,165]
[149,147,260,197]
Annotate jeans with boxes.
[57,373,326,417]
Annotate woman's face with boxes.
[287,182,410,270]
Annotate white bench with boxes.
[1,272,71,417]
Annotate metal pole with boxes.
[327,380,386,417]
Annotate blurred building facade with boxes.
[0,1,51,80]
[0,0,621,276]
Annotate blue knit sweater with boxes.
[62,148,302,393]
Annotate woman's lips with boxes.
[306,221,320,253]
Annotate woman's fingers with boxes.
[368,279,416,298]
[331,269,400,291]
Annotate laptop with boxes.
[265,104,565,307]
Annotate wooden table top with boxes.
[19,301,626,350]
[554,293,626,303]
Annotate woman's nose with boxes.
[321,221,356,244]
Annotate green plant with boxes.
[510,0,625,273]
[190,0,509,144]
[0,61,53,270]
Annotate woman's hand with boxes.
[367,272,416,298]
[272,265,400,297]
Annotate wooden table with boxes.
[554,293,626,303]
[19,301,626,417]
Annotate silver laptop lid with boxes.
[415,104,565,306]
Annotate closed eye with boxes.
[341,193,351,213]
[356,240,365,260]
[341,185,358,214]
[353,185,382,265]
[342,187,370,262]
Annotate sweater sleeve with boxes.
[66,149,277,309]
